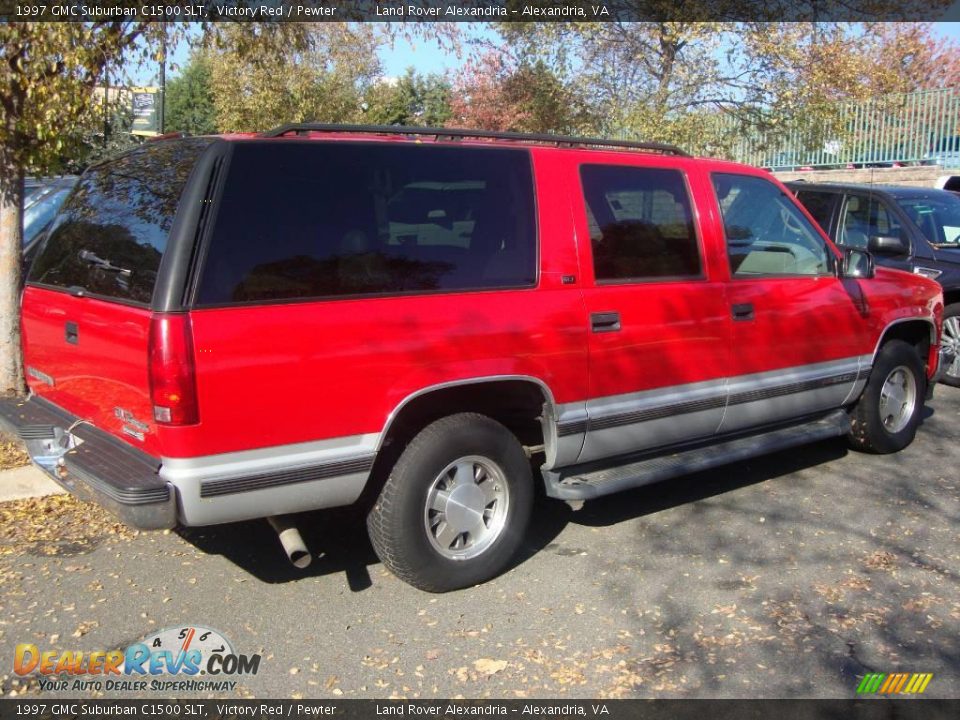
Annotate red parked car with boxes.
[0,125,948,591]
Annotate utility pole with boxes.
[159,25,166,134]
[103,67,109,149]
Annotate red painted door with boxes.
[568,156,732,464]
[707,171,873,434]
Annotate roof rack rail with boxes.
[259,123,689,157]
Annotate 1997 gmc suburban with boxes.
[0,126,949,591]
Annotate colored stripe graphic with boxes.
[856,672,933,695]
[879,674,897,693]
[856,674,880,693]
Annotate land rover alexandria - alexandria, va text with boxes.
[0,125,950,592]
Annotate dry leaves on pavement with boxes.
[0,494,136,557]
[0,432,29,471]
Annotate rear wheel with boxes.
[367,413,533,592]
[941,303,960,387]
[848,340,926,454]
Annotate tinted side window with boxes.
[794,190,837,233]
[838,195,905,249]
[196,142,536,305]
[713,173,830,277]
[29,139,212,304]
[580,165,700,281]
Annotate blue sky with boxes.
[140,22,960,86]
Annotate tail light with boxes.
[148,313,199,426]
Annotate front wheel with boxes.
[367,413,533,592]
[941,303,960,387]
[848,340,926,454]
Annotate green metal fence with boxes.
[615,88,960,170]
[726,87,960,170]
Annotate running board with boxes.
[543,410,850,501]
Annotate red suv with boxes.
[0,126,948,591]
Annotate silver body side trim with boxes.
[552,405,588,468]
[718,356,862,435]
[161,433,379,526]
[578,376,727,465]
[571,356,868,465]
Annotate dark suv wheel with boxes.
[367,413,533,592]
[848,340,926,453]
[942,303,960,387]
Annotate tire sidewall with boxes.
[859,340,926,453]
[388,415,533,591]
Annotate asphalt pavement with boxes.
[1,386,958,700]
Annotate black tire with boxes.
[940,303,960,388]
[366,413,533,592]
[848,339,926,454]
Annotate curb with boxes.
[0,464,66,503]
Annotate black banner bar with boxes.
[0,700,959,720]
[0,0,955,23]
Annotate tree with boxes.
[0,22,170,394]
[165,51,217,136]
[496,18,960,154]
[362,68,452,127]
[203,24,382,132]
[861,23,960,93]
[450,53,596,134]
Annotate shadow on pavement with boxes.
[177,436,851,591]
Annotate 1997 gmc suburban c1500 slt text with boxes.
[0,125,950,591]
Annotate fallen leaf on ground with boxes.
[473,659,508,676]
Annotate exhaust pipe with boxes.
[268,516,312,569]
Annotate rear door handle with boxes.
[65,321,78,345]
[591,311,621,333]
[732,303,755,322]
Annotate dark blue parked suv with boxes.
[788,182,960,387]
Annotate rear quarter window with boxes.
[194,141,537,305]
[28,139,213,304]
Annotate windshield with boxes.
[896,194,960,246]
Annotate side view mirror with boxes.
[868,234,909,256]
[840,247,875,279]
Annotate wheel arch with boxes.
[872,317,937,376]
[378,376,557,451]
[355,376,557,512]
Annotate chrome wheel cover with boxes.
[879,365,917,434]
[424,455,509,561]
[944,316,960,379]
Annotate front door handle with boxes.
[732,303,755,322]
[65,321,79,344]
[591,311,621,333]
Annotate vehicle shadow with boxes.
[178,436,852,591]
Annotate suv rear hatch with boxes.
[21,138,214,457]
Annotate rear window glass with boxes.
[28,139,213,304]
[195,142,536,305]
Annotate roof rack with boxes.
[259,123,689,157]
